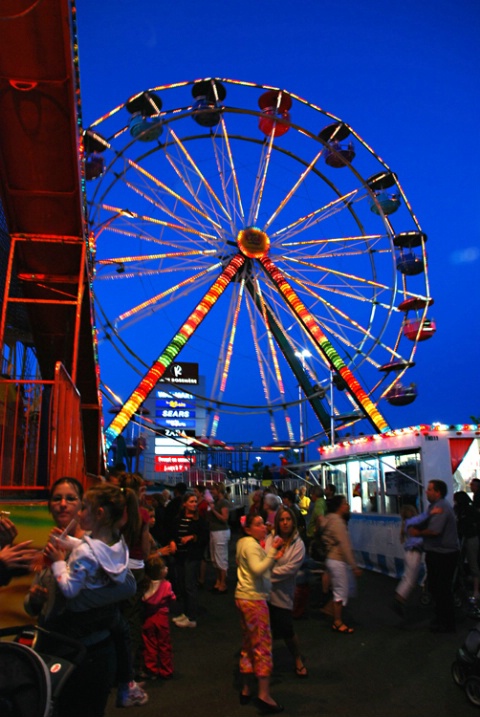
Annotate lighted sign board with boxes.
[155,455,195,472]
[154,445,190,456]
[156,418,197,429]
[157,428,196,438]
[155,409,196,419]
[161,362,199,385]
[154,436,192,456]
[156,399,196,410]
[156,390,194,400]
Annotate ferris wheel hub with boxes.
[236,226,270,259]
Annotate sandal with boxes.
[295,663,309,678]
[332,621,354,634]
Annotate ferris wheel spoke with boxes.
[283,271,406,367]
[105,253,246,448]
[288,280,380,351]
[250,283,287,395]
[95,224,178,248]
[246,278,333,433]
[96,258,219,284]
[100,203,219,242]
[96,307,149,373]
[294,249,390,264]
[162,150,228,239]
[269,189,359,243]
[215,119,246,225]
[96,248,218,273]
[282,256,390,293]
[245,294,287,442]
[250,310,295,444]
[124,156,223,233]
[280,245,391,266]
[246,290,284,399]
[166,127,232,224]
[264,146,326,231]
[209,136,235,236]
[281,233,385,249]
[113,262,224,331]
[208,282,246,438]
[284,271,395,320]
[250,133,276,227]
[206,304,235,437]
[259,255,390,434]
[278,233,390,263]
[220,285,244,396]
[96,220,215,269]
[120,175,221,247]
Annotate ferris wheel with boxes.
[83,78,435,450]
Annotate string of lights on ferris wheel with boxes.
[85,78,435,448]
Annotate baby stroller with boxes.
[0,624,86,717]
[451,622,480,706]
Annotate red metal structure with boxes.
[0,0,102,488]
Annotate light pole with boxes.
[294,349,311,462]
[330,369,335,446]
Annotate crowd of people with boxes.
[1,474,477,715]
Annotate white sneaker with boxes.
[176,618,197,628]
[116,680,149,707]
[172,613,187,623]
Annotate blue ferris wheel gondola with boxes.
[191,79,227,127]
[126,91,163,141]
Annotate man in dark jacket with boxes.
[410,480,460,632]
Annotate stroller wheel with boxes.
[451,660,467,687]
[466,676,480,707]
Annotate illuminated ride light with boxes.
[209,282,245,439]
[87,79,434,449]
[105,254,245,448]
[259,255,390,435]
[318,423,480,453]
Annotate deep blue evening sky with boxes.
[76,0,480,446]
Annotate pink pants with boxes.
[142,612,173,678]
[235,599,272,677]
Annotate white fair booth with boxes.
[313,424,480,576]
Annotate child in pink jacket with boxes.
[142,554,176,679]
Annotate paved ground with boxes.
[105,534,476,717]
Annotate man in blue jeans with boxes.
[410,479,460,632]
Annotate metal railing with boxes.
[0,362,86,495]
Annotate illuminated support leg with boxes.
[259,255,390,435]
[105,254,245,449]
